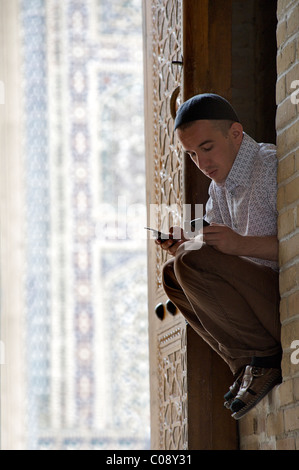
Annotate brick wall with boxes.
[239,0,299,450]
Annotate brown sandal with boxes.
[223,367,245,409]
[230,365,282,419]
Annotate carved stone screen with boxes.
[151,0,183,290]
[157,321,187,449]
[144,0,188,450]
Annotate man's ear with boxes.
[230,122,243,145]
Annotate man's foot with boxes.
[230,365,282,419]
[223,368,245,409]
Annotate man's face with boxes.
[177,120,243,184]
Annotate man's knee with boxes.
[161,257,175,287]
[174,242,213,281]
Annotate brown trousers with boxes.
[162,242,281,375]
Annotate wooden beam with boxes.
[182,0,233,216]
[183,0,232,100]
[182,0,238,450]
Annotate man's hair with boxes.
[174,93,239,131]
[211,119,235,136]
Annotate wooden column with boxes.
[182,0,238,449]
[182,0,232,213]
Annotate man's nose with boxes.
[195,154,210,170]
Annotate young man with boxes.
[157,93,282,419]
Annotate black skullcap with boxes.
[174,93,239,130]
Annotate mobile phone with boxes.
[144,227,179,242]
[190,218,210,229]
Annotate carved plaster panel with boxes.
[157,319,187,449]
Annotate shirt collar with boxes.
[223,132,259,191]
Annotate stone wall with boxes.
[239,0,299,450]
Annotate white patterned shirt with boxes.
[204,133,278,270]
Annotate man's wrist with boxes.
[236,235,278,261]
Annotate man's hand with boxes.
[202,224,243,255]
[155,226,188,256]
[203,224,278,261]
